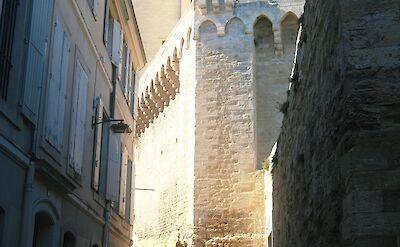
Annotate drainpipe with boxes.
[102,65,118,247]
[19,164,35,247]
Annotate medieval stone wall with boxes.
[193,1,303,246]
[133,13,197,247]
[133,1,304,246]
[273,0,400,246]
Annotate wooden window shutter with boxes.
[106,133,121,202]
[22,0,53,123]
[45,18,70,151]
[92,97,104,191]
[111,20,122,66]
[75,64,88,174]
[57,31,70,149]
[68,61,88,174]
[119,146,128,216]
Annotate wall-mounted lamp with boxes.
[92,119,132,134]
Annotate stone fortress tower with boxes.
[132,0,304,246]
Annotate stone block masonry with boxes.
[273,0,400,246]
[193,1,303,246]
[133,0,304,246]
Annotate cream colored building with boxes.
[0,0,145,246]
[132,0,303,246]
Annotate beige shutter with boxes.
[119,146,128,216]
[92,97,103,191]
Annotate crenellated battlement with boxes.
[194,1,302,55]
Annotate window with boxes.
[68,60,89,177]
[0,0,18,100]
[45,17,70,151]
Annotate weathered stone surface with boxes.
[134,1,304,246]
[273,0,400,246]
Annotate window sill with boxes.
[0,100,23,131]
[67,166,83,186]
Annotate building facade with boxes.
[0,0,145,246]
[132,0,303,246]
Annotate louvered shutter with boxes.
[111,20,121,66]
[75,65,88,174]
[45,18,70,150]
[57,31,70,150]
[119,147,128,216]
[22,0,52,123]
[45,19,62,146]
[106,133,121,202]
[92,97,103,191]
[69,61,88,174]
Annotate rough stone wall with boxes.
[193,1,303,246]
[273,0,400,246]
